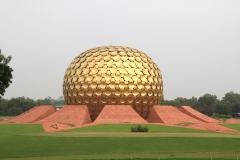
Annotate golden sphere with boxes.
[63,46,163,121]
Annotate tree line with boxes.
[0,92,239,117]
[0,96,65,116]
[162,91,240,117]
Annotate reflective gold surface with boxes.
[63,46,163,121]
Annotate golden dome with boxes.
[63,46,163,121]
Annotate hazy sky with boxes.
[0,0,239,100]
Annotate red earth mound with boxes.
[147,105,237,133]
[184,123,238,133]
[5,106,56,123]
[147,105,201,125]
[94,105,148,124]
[37,105,92,126]
[224,118,240,124]
[180,106,218,123]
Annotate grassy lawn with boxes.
[1,124,240,160]
[222,124,240,132]
[65,124,210,133]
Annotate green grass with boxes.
[2,136,240,158]
[1,123,240,160]
[0,124,44,136]
[65,124,210,133]
[222,124,240,132]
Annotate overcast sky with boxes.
[0,0,239,100]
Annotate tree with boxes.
[7,97,35,114]
[196,94,217,116]
[35,98,52,106]
[0,98,8,116]
[216,100,232,115]
[0,49,13,98]
[223,92,240,113]
[160,96,198,108]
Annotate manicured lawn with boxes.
[2,136,240,158]
[1,124,240,160]
[0,124,43,136]
[65,124,210,133]
[222,124,240,132]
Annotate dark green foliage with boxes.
[162,92,240,117]
[0,49,13,98]
[195,94,217,116]
[223,91,240,113]
[7,97,36,115]
[216,100,232,115]
[161,96,198,108]
[212,114,232,119]
[131,124,149,132]
[45,96,65,106]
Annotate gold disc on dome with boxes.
[62,46,163,121]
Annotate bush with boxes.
[131,125,149,132]
[212,114,232,119]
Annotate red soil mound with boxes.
[37,105,92,126]
[147,105,201,125]
[5,106,56,123]
[94,105,148,124]
[224,119,240,124]
[147,105,237,133]
[179,106,218,123]
[185,123,238,133]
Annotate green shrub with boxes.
[212,114,232,119]
[131,125,149,132]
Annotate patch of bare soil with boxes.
[184,122,238,133]
[224,118,240,124]
[41,123,82,132]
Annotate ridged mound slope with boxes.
[6,106,56,123]
[179,106,218,123]
[94,105,148,124]
[37,105,92,125]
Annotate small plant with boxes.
[131,124,149,132]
